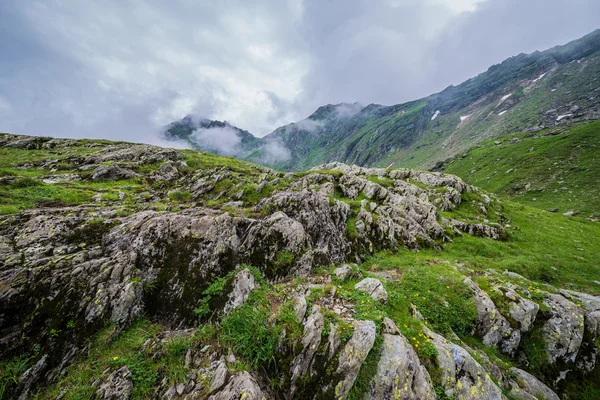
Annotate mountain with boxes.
[1,132,600,399]
[165,29,600,171]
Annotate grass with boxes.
[443,121,600,218]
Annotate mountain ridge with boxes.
[164,28,600,171]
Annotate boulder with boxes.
[290,306,325,394]
[91,165,140,181]
[541,293,585,364]
[465,278,520,355]
[366,329,436,399]
[334,320,376,399]
[209,371,267,400]
[507,367,559,400]
[355,278,388,303]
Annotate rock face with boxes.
[96,366,134,400]
[504,287,539,332]
[91,165,140,181]
[366,326,436,399]
[355,278,388,303]
[334,320,376,399]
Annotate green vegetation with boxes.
[443,121,600,218]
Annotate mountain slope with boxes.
[434,121,600,219]
[166,29,600,171]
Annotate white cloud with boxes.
[190,126,242,156]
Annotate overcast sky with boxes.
[0,0,598,142]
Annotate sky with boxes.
[0,0,599,143]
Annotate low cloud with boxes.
[258,139,292,164]
[294,118,324,133]
[189,126,242,156]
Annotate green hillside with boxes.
[438,121,600,219]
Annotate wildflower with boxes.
[113,356,119,361]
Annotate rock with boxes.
[95,366,133,400]
[91,165,140,181]
[381,317,401,335]
[366,331,436,399]
[223,268,257,314]
[333,264,361,281]
[424,328,503,400]
[563,210,579,216]
[546,208,559,213]
[293,294,307,322]
[290,306,324,394]
[507,367,559,400]
[16,354,49,400]
[503,287,539,332]
[541,293,585,364]
[154,161,180,181]
[334,320,376,399]
[465,278,520,355]
[209,361,229,394]
[355,278,388,303]
[209,371,267,400]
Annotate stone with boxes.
[91,165,140,181]
[541,293,585,364]
[366,330,436,399]
[223,268,257,314]
[293,294,307,322]
[507,367,559,400]
[290,306,324,394]
[95,366,133,400]
[333,264,361,281]
[465,278,520,355]
[334,320,376,399]
[209,361,229,394]
[209,371,266,400]
[355,278,388,303]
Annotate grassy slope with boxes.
[441,121,600,218]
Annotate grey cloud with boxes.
[190,126,242,156]
[0,0,598,146]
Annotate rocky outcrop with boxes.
[290,306,325,394]
[91,165,140,181]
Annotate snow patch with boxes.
[460,115,471,122]
[496,94,512,108]
[551,89,557,92]
[498,110,508,116]
[431,110,440,121]
[556,114,573,121]
[532,72,548,83]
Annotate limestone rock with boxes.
[209,361,229,394]
[507,367,559,400]
[366,331,436,399]
[91,165,140,181]
[424,328,503,400]
[223,268,257,314]
[541,293,585,364]
[209,371,267,400]
[334,320,376,399]
[355,278,388,303]
[96,366,133,400]
[465,278,520,355]
[290,306,325,394]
